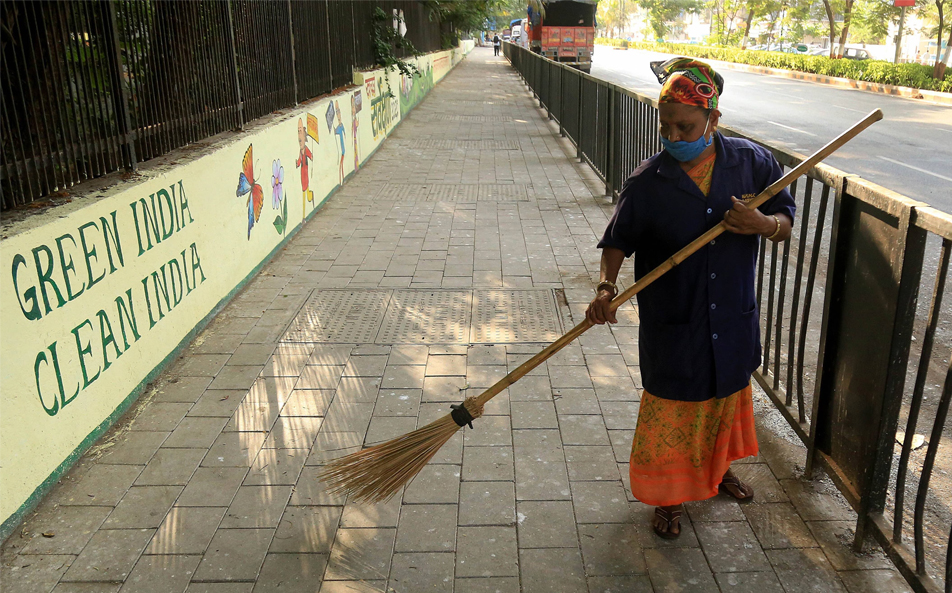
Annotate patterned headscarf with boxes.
[651,57,723,111]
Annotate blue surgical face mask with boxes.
[660,118,713,162]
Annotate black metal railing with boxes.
[505,41,951,593]
[0,0,442,211]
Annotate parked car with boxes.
[843,47,872,60]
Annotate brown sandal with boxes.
[719,472,755,502]
[653,506,682,539]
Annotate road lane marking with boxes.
[767,121,818,136]
[830,104,865,113]
[879,156,952,182]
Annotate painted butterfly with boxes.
[236,144,264,239]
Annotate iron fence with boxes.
[505,41,952,593]
[0,0,442,211]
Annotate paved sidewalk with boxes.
[1,48,911,593]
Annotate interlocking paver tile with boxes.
[253,554,329,593]
[696,521,771,573]
[220,486,292,528]
[129,403,191,432]
[339,495,402,529]
[455,526,518,578]
[515,500,577,548]
[1,555,75,593]
[744,502,818,549]
[203,433,265,468]
[269,506,342,553]
[193,528,274,582]
[153,376,213,403]
[404,465,461,504]
[462,445,514,482]
[714,571,787,593]
[62,529,155,582]
[135,449,205,486]
[176,467,247,507]
[146,506,226,555]
[19,506,112,555]
[243,448,307,485]
[102,486,182,529]
[644,547,719,593]
[459,482,515,526]
[519,548,587,593]
[163,417,229,449]
[118,553,201,593]
[324,528,396,581]
[553,388,601,415]
[394,504,458,552]
[564,446,618,481]
[96,431,169,465]
[766,548,848,593]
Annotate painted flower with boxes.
[271,159,284,209]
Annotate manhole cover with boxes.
[377,291,472,343]
[471,290,563,343]
[284,290,390,343]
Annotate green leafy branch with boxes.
[372,7,420,78]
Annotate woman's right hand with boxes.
[586,291,618,325]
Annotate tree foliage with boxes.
[637,0,703,40]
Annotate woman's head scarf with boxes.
[650,57,724,111]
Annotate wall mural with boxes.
[235,145,264,240]
[296,114,320,220]
[0,43,473,540]
[271,159,288,236]
[400,63,434,116]
[327,100,346,186]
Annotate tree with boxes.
[599,0,636,37]
[835,0,857,57]
[850,0,901,44]
[637,0,702,40]
[919,0,952,77]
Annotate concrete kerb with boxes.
[702,58,952,107]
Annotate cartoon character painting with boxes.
[326,100,346,186]
[236,144,263,239]
[351,91,361,172]
[297,114,319,219]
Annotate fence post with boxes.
[225,2,244,130]
[287,0,298,104]
[576,72,583,162]
[103,0,137,171]
[605,84,614,198]
[559,65,564,137]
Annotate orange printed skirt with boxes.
[629,384,758,507]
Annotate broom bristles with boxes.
[316,412,465,503]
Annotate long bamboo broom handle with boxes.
[472,109,883,410]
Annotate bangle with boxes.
[766,215,781,240]
[595,280,617,296]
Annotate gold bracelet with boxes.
[766,215,781,240]
[595,280,617,296]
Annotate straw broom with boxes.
[317,109,884,504]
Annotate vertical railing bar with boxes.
[226,0,243,129]
[894,238,950,542]
[763,239,779,372]
[195,2,214,141]
[775,176,796,395]
[787,177,813,417]
[124,1,148,159]
[95,0,124,171]
[77,1,108,177]
[913,353,952,574]
[0,16,33,204]
[797,183,831,424]
[64,1,94,180]
[12,1,45,196]
[25,2,62,193]
[287,0,297,105]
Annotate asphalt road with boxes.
[590,47,952,211]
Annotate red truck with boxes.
[526,1,598,72]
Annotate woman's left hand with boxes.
[723,197,774,235]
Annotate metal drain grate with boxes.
[377,291,473,343]
[373,184,530,203]
[471,290,563,343]
[436,114,513,122]
[402,140,520,150]
[281,290,562,344]
[283,290,390,343]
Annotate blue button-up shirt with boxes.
[598,133,796,402]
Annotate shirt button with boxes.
[711,303,716,310]
[713,333,719,340]
[707,208,713,214]
[710,273,716,279]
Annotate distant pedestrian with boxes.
[493,34,500,56]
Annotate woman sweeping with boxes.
[586,57,796,539]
